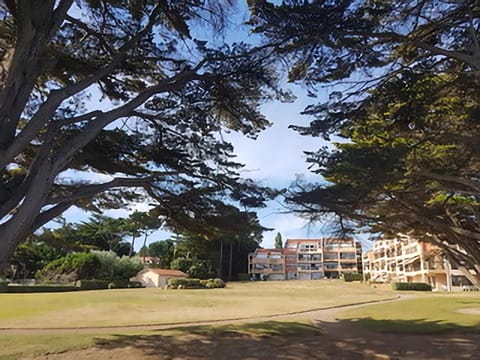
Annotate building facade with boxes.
[362,235,475,291]
[248,238,362,281]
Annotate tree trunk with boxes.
[219,238,223,278]
[129,235,136,258]
[228,239,233,281]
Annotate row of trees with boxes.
[9,206,265,281]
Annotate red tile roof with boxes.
[142,268,187,277]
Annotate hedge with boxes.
[392,282,432,291]
[76,279,144,290]
[340,273,363,282]
[168,278,226,289]
[6,285,80,293]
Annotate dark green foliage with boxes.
[146,239,175,267]
[36,252,100,283]
[274,232,283,249]
[168,278,203,289]
[75,279,111,290]
[392,282,432,291]
[36,251,143,283]
[92,251,143,281]
[340,273,363,282]
[6,285,80,293]
[76,279,144,290]
[9,240,64,280]
[170,257,194,274]
[167,277,225,289]
[186,261,213,279]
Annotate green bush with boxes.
[199,278,226,289]
[36,251,143,284]
[392,282,432,291]
[76,279,111,290]
[36,252,100,283]
[168,278,203,289]
[91,251,143,281]
[76,279,145,290]
[340,273,363,282]
[6,285,79,293]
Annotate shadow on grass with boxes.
[343,317,480,334]
[91,319,480,360]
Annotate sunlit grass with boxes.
[337,293,480,333]
[0,280,394,328]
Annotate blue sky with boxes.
[58,1,372,250]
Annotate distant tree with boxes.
[124,212,164,257]
[147,239,175,268]
[9,239,63,281]
[0,0,284,273]
[274,232,283,249]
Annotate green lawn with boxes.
[337,293,480,333]
[0,280,393,328]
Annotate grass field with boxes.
[1,281,479,359]
[0,280,393,328]
[337,293,480,333]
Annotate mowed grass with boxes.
[0,280,394,328]
[0,320,320,360]
[337,293,480,333]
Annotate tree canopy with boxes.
[249,0,480,281]
[0,0,284,271]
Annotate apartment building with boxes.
[362,235,474,291]
[248,238,362,281]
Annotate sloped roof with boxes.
[141,268,187,277]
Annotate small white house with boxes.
[132,268,187,288]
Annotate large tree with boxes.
[249,0,480,282]
[0,1,283,271]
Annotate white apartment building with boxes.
[362,235,475,291]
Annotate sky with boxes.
[58,1,372,250]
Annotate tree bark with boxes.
[228,239,233,281]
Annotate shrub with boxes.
[199,278,226,289]
[36,251,143,284]
[340,273,363,282]
[36,252,99,283]
[168,278,203,289]
[392,282,432,291]
[76,279,111,290]
[213,278,226,288]
[76,279,145,290]
[92,251,143,281]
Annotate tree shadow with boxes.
[91,319,480,359]
[342,317,480,334]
